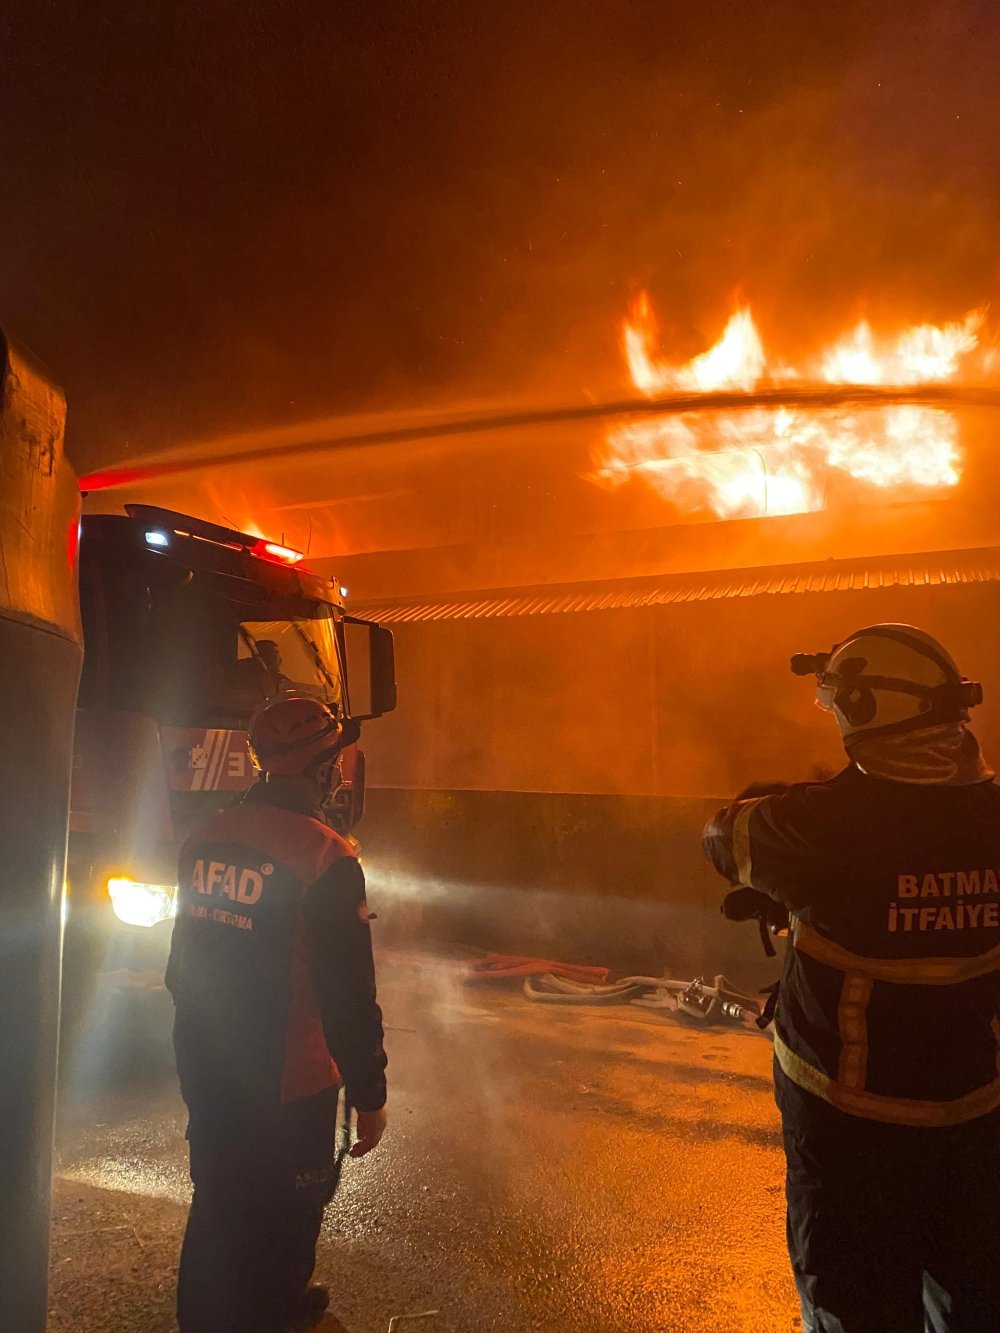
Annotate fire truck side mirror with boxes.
[343,617,397,720]
[368,623,397,718]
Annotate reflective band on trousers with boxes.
[792,917,1000,985]
[774,1031,1000,1127]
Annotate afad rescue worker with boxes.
[166,697,388,1333]
[703,625,1000,1333]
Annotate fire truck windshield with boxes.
[79,554,345,728]
[238,619,343,710]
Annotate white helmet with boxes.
[791,624,983,746]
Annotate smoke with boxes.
[4,1,1000,474]
[514,0,1000,396]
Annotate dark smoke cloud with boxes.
[2,0,998,473]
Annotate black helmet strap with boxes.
[819,670,983,712]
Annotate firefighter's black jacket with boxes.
[166,781,387,1126]
[704,765,1000,1126]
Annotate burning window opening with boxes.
[597,292,988,521]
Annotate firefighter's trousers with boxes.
[177,1086,340,1333]
[776,1068,1000,1333]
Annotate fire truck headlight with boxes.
[107,877,177,928]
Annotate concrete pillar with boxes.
[0,329,82,1331]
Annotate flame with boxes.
[823,313,983,384]
[624,294,767,393]
[599,292,982,520]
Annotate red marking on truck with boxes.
[163,728,253,792]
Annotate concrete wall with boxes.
[363,582,1000,797]
[359,581,1000,982]
[361,787,780,990]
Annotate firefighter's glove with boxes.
[351,1106,388,1158]
[721,887,789,934]
[722,888,789,959]
[721,887,774,922]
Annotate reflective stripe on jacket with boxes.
[704,766,1000,1126]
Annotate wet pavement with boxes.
[52,954,799,1333]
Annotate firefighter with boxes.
[703,624,1000,1333]
[166,696,388,1333]
[235,637,291,705]
[256,638,292,696]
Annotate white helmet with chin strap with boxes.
[791,624,983,746]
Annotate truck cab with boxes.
[68,504,395,976]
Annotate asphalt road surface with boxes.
[52,954,799,1333]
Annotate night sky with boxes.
[3,0,999,473]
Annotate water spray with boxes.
[80,383,1000,491]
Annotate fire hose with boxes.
[466,953,610,984]
[522,971,766,1027]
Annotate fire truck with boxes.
[67,503,396,982]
